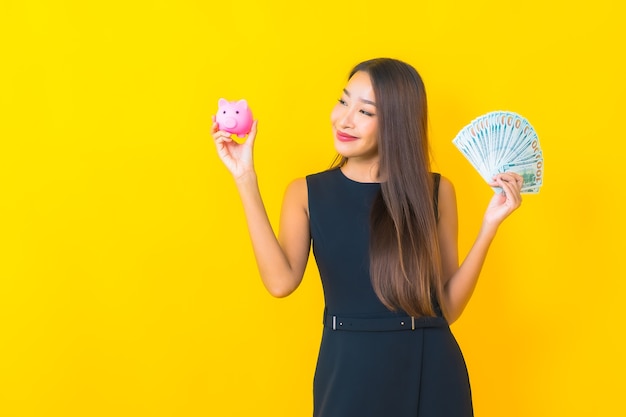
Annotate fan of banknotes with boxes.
[452,111,543,194]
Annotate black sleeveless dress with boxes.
[306,168,473,417]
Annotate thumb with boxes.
[246,120,258,148]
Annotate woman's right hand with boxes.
[211,116,258,182]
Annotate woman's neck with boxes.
[340,159,381,183]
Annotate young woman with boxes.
[212,58,523,417]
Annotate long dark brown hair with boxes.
[333,58,444,318]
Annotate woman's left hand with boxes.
[483,172,524,229]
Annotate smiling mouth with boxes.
[336,131,358,142]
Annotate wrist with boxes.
[234,170,258,188]
[478,221,499,241]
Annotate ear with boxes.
[218,98,228,107]
[236,99,248,109]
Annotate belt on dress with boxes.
[323,312,448,332]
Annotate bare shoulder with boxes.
[437,175,457,212]
[285,177,308,199]
[438,175,456,195]
[283,177,309,216]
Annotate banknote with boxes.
[452,111,543,194]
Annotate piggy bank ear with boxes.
[218,98,228,107]
[236,99,248,109]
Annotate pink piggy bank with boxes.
[216,98,254,138]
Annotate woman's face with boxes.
[331,71,379,163]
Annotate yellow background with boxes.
[1,1,625,416]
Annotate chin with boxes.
[333,144,355,159]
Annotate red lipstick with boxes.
[336,131,358,142]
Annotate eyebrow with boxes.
[343,88,376,106]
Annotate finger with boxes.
[506,172,523,183]
[488,175,508,187]
[245,120,258,147]
[506,173,524,191]
[493,172,519,182]
[499,180,522,205]
[212,125,235,140]
[214,134,233,146]
[492,174,522,192]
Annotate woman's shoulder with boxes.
[305,167,343,191]
[439,175,455,193]
[431,172,454,189]
[286,168,337,191]
[306,167,341,181]
[435,174,457,215]
[286,177,308,194]
[283,177,309,214]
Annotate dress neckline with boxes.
[337,167,381,185]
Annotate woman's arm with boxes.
[212,120,311,297]
[437,173,523,324]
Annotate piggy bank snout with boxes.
[221,117,238,129]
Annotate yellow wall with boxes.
[1,1,624,416]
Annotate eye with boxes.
[338,98,347,106]
[360,110,375,117]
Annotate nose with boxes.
[336,105,355,128]
[222,117,237,129]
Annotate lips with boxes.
[336,131,358,142]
